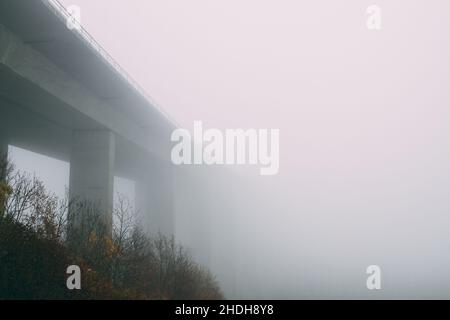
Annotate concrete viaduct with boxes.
[0,0,177,236]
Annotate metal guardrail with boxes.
[42,0,178,128]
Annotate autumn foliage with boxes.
[0,156,223,300]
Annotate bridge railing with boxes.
[42,0,178,128]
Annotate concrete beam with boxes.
[0,23,173,160]
[136,162,174,236]
[69,130,115,237]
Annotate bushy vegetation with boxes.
[0,155,223,300]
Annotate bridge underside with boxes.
[0,55,174,237]
[0,63,149,178]
[0,25,174,234]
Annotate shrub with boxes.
[0,156,223,300]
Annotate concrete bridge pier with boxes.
[69,130,115,237]
[0,138,8,182]
[136,162,175,237]
[0,140,7,156]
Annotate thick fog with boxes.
[10,0,450,298]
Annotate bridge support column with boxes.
[0,139,8,182]
[0,139,8,216]
[69,130,115,238]
[136,162,174,236]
